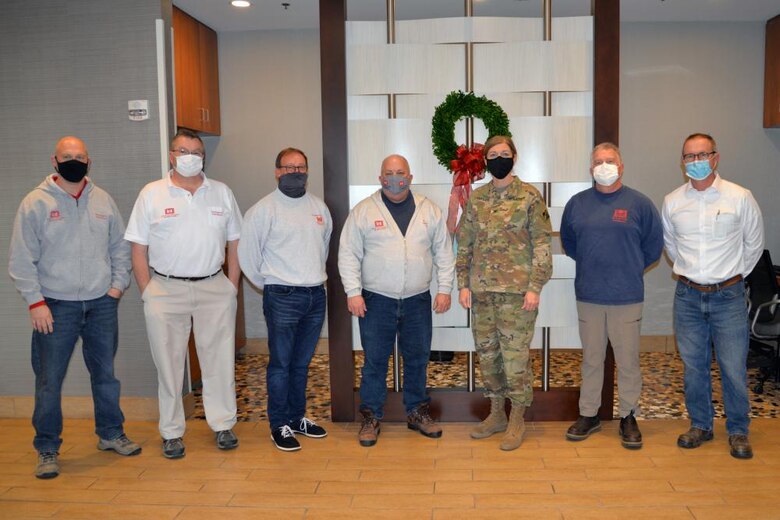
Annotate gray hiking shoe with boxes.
[36,452,59,479]
[98,434,142,456]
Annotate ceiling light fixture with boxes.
[230,0,251,7]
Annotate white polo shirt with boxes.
[125,172,242,277]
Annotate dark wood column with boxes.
[593,0,620,421]
[320,0,354,422]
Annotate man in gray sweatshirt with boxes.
[238,147,332,452]
[8,136,140,480]
[339,154,455,447]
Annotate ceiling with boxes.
[173,0,780,33]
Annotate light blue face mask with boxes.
[685,160,712,181]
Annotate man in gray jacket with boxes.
[9,136,140,480]
[338,154,455,447]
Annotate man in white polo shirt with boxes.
[125,128,242,459]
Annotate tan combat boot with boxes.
[499,405,526,451]
[471,397,508,439]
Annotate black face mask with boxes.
[278,172,307,198]
[486,156,513,180]
[56,159,89,183]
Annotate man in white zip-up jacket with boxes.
[338,154,455,447]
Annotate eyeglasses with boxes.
[682,151,716,163]
[279,165,308,173]
[486,152,513,160]
[171,147,205,158]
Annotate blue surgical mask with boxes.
[383,175,410,195]
[684,160,712,181]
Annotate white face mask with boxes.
[592,162,620,187]
[175,154,203,177]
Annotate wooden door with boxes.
[172,7,202,132]
[198,23,221,135]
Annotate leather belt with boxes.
[153,269,221,282]
[678,274,743,293]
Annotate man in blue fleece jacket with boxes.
[9,136,140,480]
[560,142,663,450]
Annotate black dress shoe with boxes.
[619,410,643,450]
[677,427,713,449]
[728,434,753,459]
[565,415,601,441]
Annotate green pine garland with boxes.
[431,91,511,170]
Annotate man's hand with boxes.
[458,288,472,309]
[30,305,54,334]
[347,295,367,318]
[522,290,540,311]
[433,293,451,314]
[107,287,122,299]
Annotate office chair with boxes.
[745,249,780,394]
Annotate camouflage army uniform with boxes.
[455,178,552,406]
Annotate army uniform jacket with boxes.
[455,177,552,295]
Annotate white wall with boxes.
[621,22,780,335]
[203,28,324,338]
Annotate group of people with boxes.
[8,130,764,481]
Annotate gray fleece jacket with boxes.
[8,175,131,304]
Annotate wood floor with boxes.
[1,417,779,519]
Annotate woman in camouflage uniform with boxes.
[456,135,552,450]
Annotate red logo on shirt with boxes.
[374,220,385,230]
[164,208,175,215]
[49,210,61,220]
[94,213,108,220]
[315,215,324,225]
[612,209,628,223]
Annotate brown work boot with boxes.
[407,403,443,438]
[499,405,526,451]
[728,434,753,459]
[677,427,713,449]
[471,397,508,439]
[358,409,380,447]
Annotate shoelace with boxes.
[279,425,295,438]
[40,453,57,464]
[299,417,316,432]
[360,416,376,433]
[114,434,132,447]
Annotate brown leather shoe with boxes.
[677,427,713,449]
[565,415,601,441]
[358,409,380,447]
[728,434,753,459]
[619,411,643,450]
[407,403,442,438]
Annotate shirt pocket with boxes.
[712,212,737,239]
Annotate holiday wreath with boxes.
[431,91,511,232]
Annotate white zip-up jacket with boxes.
[338,190,455,299]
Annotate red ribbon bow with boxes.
[447,143,485,234]
[450,144,485,187]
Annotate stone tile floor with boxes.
[193,350,779,422]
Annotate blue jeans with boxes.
[31,294,125,453]
[674,280,750,435]
[263,284,326,429]
[358,290,432,418]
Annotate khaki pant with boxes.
[576,301,643,418]
[142,272,238,439]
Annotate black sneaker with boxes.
[271,425,301,452]
[162,437,185,459]
[565,415,601,441]
[215,429,239,450]
[619,410,643,450]
[290,417,328,438]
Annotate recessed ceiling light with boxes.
[230,0,251,7]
